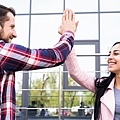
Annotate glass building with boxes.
[1,0,120,120]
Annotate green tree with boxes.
[16,71,93,109]
[30,72,59,108]
[64,77,80,108]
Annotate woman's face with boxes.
[107,43,120,74]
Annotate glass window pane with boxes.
[65,0,98,12]
[75,45,95,75]
[30,15,62,48]
[100,66,109,77]
[32,0,63,13]
[75,14,98,40]
[100,0,120,11]
[0,0,30,13]
[100,13,120,53]
[100,56,108,65]
[12,16,30,47]
[29,71,60,111]
[15,72,23,90]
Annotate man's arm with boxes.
[0,30,74,73]
[0,9,77,73]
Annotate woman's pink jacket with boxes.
[65,49,115,120]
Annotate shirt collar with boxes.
[0,40,6,43]
[107,77,115,90]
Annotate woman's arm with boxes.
[65,49,96,92]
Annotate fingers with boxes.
[58,25,62,35]
[68,9,73,21]
[60,8,78,34]
[65,9,69,20]
[62,11,65,24]
[64,9,75,21]
[72,11,75,22]
[75,21,79,32]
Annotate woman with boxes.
[65,42,120,120]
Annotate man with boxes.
[27,101,37,116]
[0,4,78,120]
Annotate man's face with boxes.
[0,12,17,43]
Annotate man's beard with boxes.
[0,30,9,42]
[0,30,3,40]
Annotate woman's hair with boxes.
[94,42,120,120]
[0,4,15,27]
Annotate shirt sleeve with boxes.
[65,48,96,92]
[0,31,74,74]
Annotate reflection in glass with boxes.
[32,0,63,13]
[100,13,120,54]
[12,16,30,47]
[0,0,30,13]
[75,45,95,76]
[100,0,120,11]
[75,14,98,40]
[65,0,98,12]
[30,15,62,48]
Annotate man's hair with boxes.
[0,4,16,27]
